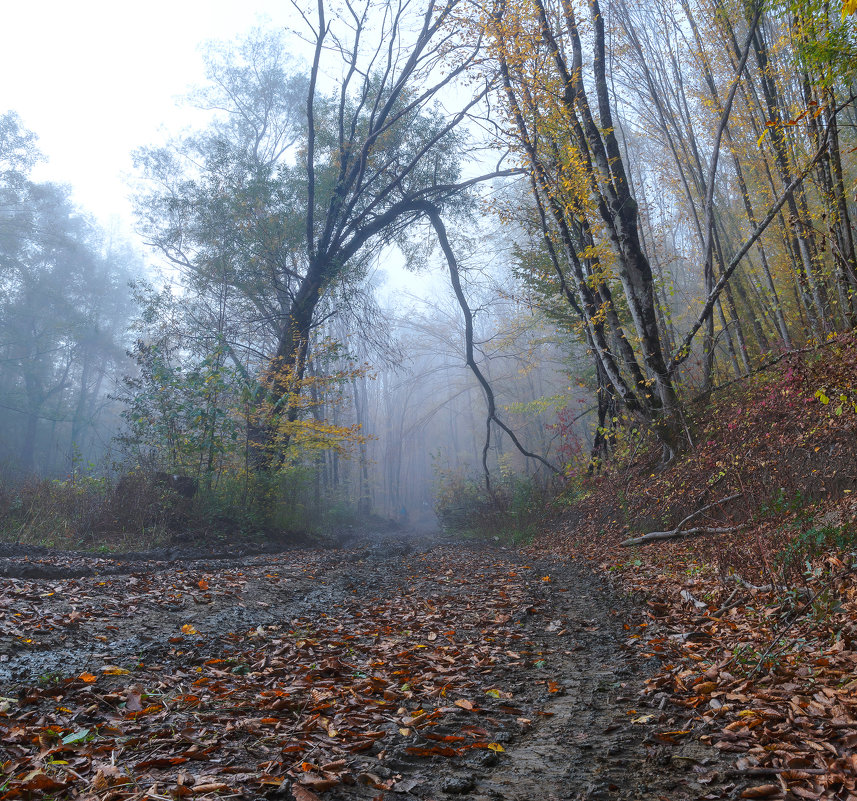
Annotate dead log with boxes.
[620,526,740,546]
[619,493,742,547]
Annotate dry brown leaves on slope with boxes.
[527,534,857,800]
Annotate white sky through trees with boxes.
[1,0,436,295]
[1,0,294,229]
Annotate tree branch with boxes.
[619,493,742,546]
[422,202,561,488]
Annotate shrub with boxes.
[433,468,552,544]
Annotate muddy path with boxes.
[0,531,737,800]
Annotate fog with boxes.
[2,0,853,542]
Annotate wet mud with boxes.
[0,531,737,799]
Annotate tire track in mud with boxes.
[467,559,722,801]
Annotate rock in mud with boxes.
[440,774,476,794]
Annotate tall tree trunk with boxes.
[751,23,831,332]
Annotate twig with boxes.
[711,587,742,618]
[750,565,857,675]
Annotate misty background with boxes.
[1,0,854,543]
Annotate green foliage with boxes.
[117,283,366,535]
[781,0,857,86]
[765,490,857,584]
[759,488,811,519]
[119,324,244,479]
[776,519,857,575]
[433,467,549,545]
[0,461,356,551]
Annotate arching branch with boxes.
[421,202,561,489]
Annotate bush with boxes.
[433,468,552,544]
[0,463,353,551]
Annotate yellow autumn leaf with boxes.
[487,743,505,752]
[101,666,130,676]
[181,624,199,635]
[485,689,501,698]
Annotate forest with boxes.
[0,0,856,798]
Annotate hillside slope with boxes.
[534,334,857,800]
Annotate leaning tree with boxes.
[136,1,517,467]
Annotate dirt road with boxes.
[0,531,734,800]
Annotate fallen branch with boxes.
[711,587,741,618]
[730,574,773,592]
[620,526,740,546]
[620,493,742,546]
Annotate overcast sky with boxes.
[1,1,449,299]
[1,0,297,229]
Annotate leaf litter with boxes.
[0,534,742,800]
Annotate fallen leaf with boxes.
[292,784,321,801]
[91,765,129,793]
[61,728,90,745]
[17,771,68,793]
[125,688,143,712]
[101,665,130,675]
[192,782,230,794]
[740,785,779,799]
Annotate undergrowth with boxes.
[534,334,857,580]
[433,468,555,545]
[0,467,364,551]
